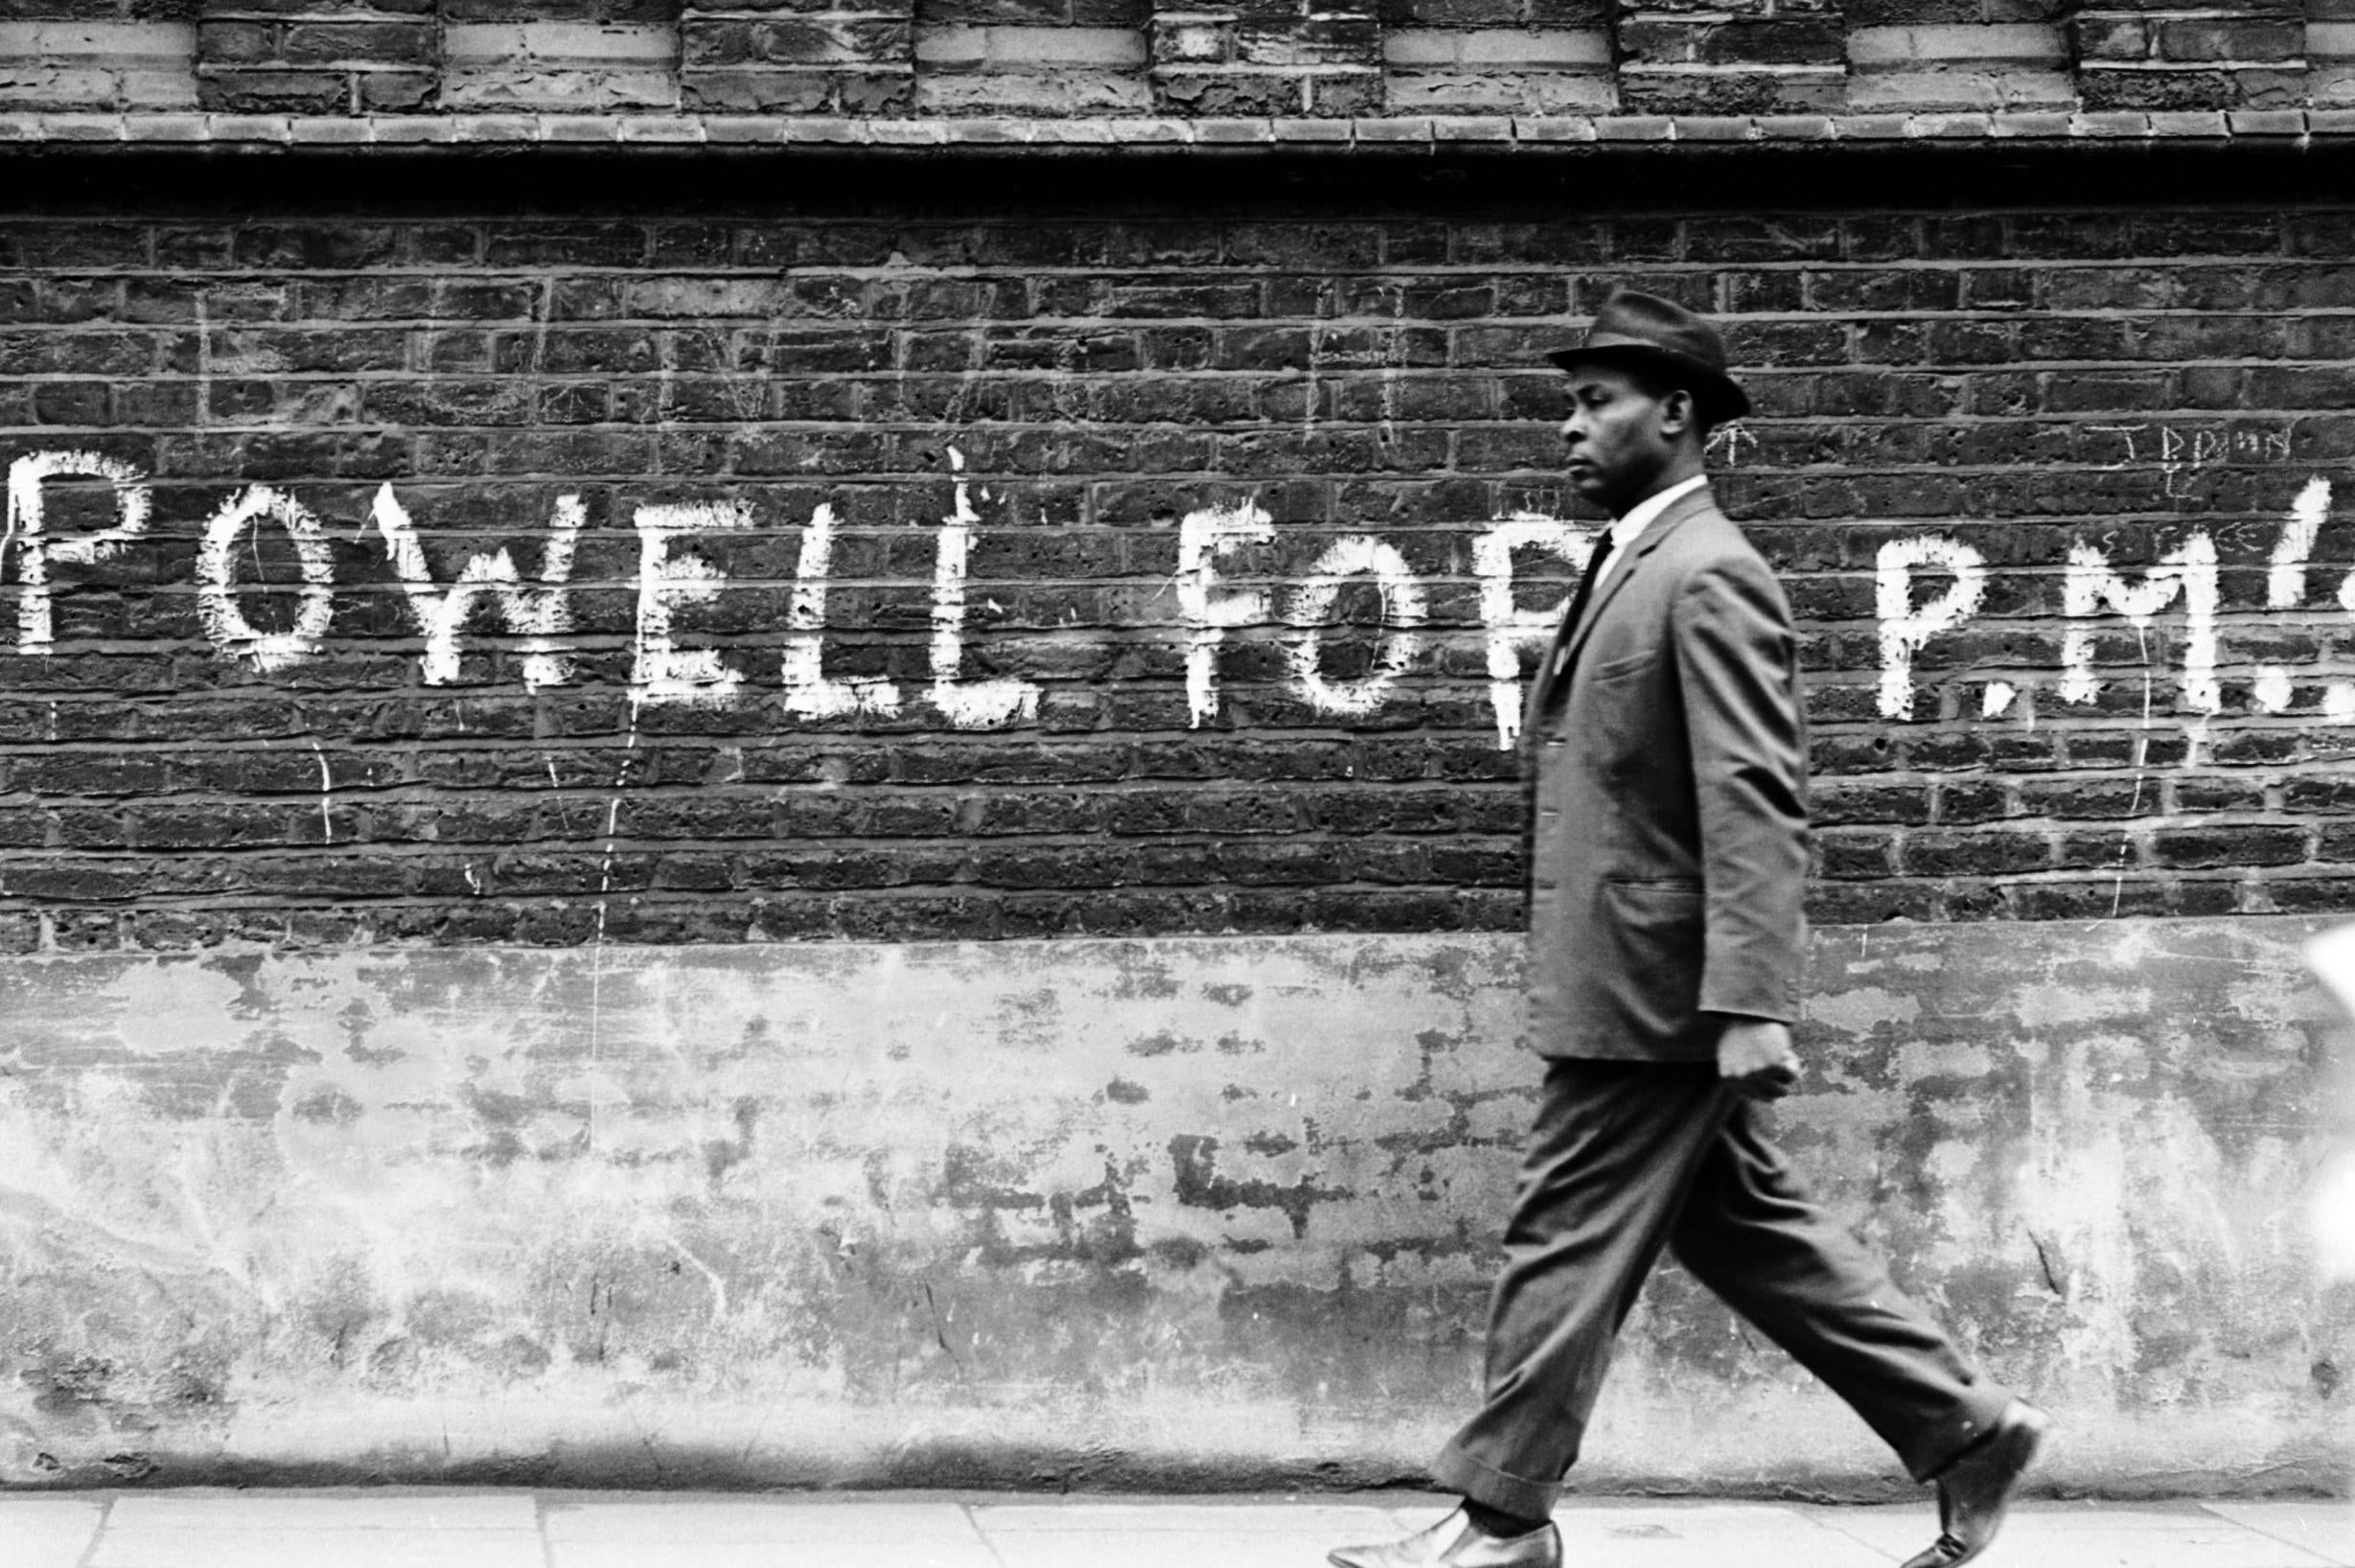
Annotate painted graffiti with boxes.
[1878,474,2339,736]
[375,484,583,692]
[6,447,2347,751]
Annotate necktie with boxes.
[1547,531,1615,680]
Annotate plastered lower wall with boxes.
[1,915,2346,1494]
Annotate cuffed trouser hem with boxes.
[1902,1385,2021,1484]
[1430,1439,1561,1523]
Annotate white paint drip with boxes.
[1473,513,1588,749]
[196,484,335,673]
[1875,536,1987,720]
[1177,500,1275,727]
[2180,714,2210,770]
[2268,477,2332,609]
[596,762,630,920]
[2060,533,2218,715]
[1284,535,1428,719]
[543,758,576,833]
[2254,479,2334,712]
[2112,654,2154,918]
[781,501,901,721]
[929,450,1038,728]
[632,498,752,709]
[310,741,332,845]
[588,720,642,1155]
[374,484,582,690]
[8,450,152,655]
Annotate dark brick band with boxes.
[0,154,2347,949]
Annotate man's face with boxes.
[1558,361,1686,516]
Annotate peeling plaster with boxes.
[0,922,2342,1495]
[1805,985,1922,1037]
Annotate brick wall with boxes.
[0,147,2348,1495]
[0,156,2350,951]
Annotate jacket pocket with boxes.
[1592,649,1655,681]
[1600,879,1704,1036]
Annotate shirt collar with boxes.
[1609,473,1708,552]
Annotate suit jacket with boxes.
[1520,483,1809,1061]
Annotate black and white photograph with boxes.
[0,4,2347,1565]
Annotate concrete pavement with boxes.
[0,1490,2347,1567]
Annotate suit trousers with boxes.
[1430,1058,2014,1521]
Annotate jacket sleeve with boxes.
[1670,553,1810,1023]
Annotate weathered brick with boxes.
[196,1,442,114]
[0,173,2341,944]
[279,20,435,64]
[2156,17,2301,64]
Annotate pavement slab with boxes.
[1551,1502,1901,1568]
[552,1544,998,1568]
[2200,1503,2355,1567]
[0,1498,105,1568]
[544,1499,988,1543]
[977,1503,1423,1568]
[975,1500,1416,1533]
[107,1491,543,1532]
[91,1490,548,1568]
[1812,1502,2345,1568]
[545,1498,999,1568]
[92,1527,546,1568]
[0,1488,2345,1567]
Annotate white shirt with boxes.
[1588,473,1707,597]
[1545,473,1710,684]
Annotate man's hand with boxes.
[1717,1017,1801,1100]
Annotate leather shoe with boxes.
[1901,1400,2050,1568]
[1329,1508,1560,1568]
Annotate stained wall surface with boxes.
[0,920,2346,1493]
[0,150,2350,1492]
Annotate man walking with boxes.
[1330,291,2045,1568]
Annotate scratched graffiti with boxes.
[2086,423,2295,500]
[5,446,2347,752]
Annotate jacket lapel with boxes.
[1524,484,1717,736]
[1559,485,1710,674]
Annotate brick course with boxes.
[0,161,2351,949]
[681,0,917,114]
[196,0,442,115]
[8,1,2355,120]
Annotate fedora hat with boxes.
[1545,288,1750,427]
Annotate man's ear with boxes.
[1658,387,1696,439]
